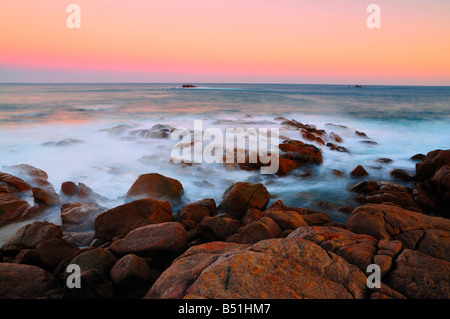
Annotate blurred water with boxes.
[0,83,449,232]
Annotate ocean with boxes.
[0,83,449,240]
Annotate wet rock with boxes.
[263,210,307,231]
[0,263,59,299]
[376,158,393,164]
[355,131,368,137]
[125,173,184,205]
[94,198,173,241]
[410,153,426,161]
[390,169,414,182]
[326,143,350,153]
[350,165,369,177]
[60,181,108,205]
[0,193,38,226]
[218,182,270,219]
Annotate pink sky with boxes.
[0,0,449,84]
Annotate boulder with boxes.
[125,173,184,205]
[218,182,270,218]
[94,198,173,241]
[0,263,59,299]
[108,222,187,259]
[146,238,368,299]
[241,208,263,225]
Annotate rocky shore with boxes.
[0,147,449,299]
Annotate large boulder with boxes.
[0,263,59,298]
[218,182,270,218]
[178,199,216,230]
[108,222,187,259]
[94,198,173,241]
[413,149,450,217]
[277,139,323,175]
[124,173,184,205]
[145,238,368,299]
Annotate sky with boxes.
[0,0,449,85]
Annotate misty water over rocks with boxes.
[1,84,449,243]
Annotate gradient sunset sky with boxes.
[1,0,449,85]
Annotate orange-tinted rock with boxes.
[347,204,450,261]
[61,202,106,232]
[218,182,270,218]
[125,173,184,205]
[94,198,173,241]
[145,242,246,299]
[147,238,367,299]
[35,238,78,270]
[288,226,378,271]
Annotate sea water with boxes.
[0,83,449,241]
